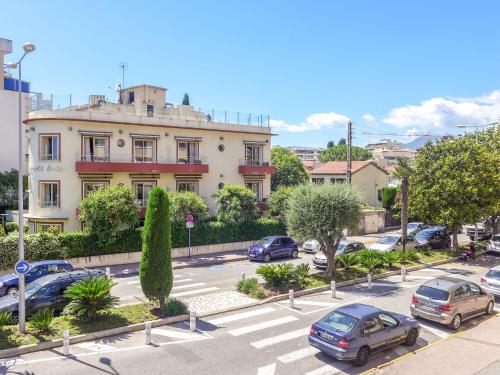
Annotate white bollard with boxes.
[367,273,372,290]
[241,272,246,281]
[330,281,336,298]
[189,311,196,332]
[62,329,70,356]
[105,267,111,277]
[289,289,294,309]
[401,266,407,282]
[145,320,152,345]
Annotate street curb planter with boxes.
[0,314,189,359]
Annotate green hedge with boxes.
[0,219,286,270]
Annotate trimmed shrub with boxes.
[162,298,188,317]
[237,278,260,294]
[5,222,18,234]
[256,263,294,287]
[251,288,267,299]
[140,187,173,309]
[0,311,12,329]
[29,308,54,332]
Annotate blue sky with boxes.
[2,0,500,147]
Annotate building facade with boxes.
[287,146,323,161]
[364,139,417,166]
[25,84,274,232]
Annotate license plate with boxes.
[318,331,334,341]
[249,254,256,257]
[420,303,435,311]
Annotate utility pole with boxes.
[346,121,353,184]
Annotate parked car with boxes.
[367,235,413,253]
[308,303,420,366]
[303,239,322,254]
[247,236,299,262]
[313,241,365,269]
[398,222,428,236]
[0,268,105,323]
[480,265,500,297]
[486,234,500,255]
[0,260,74,296]
[466,219,493,241]
[414,227,451,249]
[410,276,495,330]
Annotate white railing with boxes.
[239,158,271,166]
[79,154,208,165]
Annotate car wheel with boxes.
[404,328,419,346]
[263,253,271,263]
[291,249,299,259]
[449,314,461,330]
[6,286,18,296]
[486,301,494,315]
[353,346,369,367]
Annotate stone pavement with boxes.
[182,288,256,315]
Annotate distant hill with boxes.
[404,135,444,150]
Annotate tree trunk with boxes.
[325,255,335,279]
[452,230,459,252]
[401,179,408,253]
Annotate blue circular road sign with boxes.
[15,260,31,276]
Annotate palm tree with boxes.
[393,157,414,253]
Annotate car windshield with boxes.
[416,286,449,301]
[256,238,274,246]
[25,280,44,297]
[336,244,345,252]
[416,230,433,240]
[485,270,500,280]
[320,311,359,333]
[407,223,419,230]
[377,236,399,245]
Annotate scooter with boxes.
[461,248,475,261]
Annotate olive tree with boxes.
[286,183,363,277]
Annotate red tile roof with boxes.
[302,160,320,171]
[310,160,388,175]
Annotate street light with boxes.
[6,41,36,333]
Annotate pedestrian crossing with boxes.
[128,276,221,299]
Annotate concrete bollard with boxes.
[145,320,152,345]
[62,329,70,356]
[289,289,294,309]
[401,266,407,282]
[367,273,372,290]
[330,281,336,298]
[105,267,111,278]
[241,272,246,281]
[190,311,196,332]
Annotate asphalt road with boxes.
[3,254,499,375]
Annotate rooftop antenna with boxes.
[119,62,128,88]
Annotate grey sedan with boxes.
[480,265,500,297]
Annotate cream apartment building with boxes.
[25,84,274,232]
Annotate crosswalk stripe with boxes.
[174,275,182,278]
[279,300,337,307]
[277,346,320,364]
[305,363,349,375]
[172,282,206,290]
[228,316,298,336]
[418,323,449,338]
[321,290,346,295]
[208,307,276,326]
[392,345,410,357]
[174,278,194,283]
[151,328,202,340]
[171,287,219,297]
[0,358,24,367]
[251,327,310,349]
[257,363,276,375]
[126,279,141,285]
[75,342,116,352]
[359,282,415,289]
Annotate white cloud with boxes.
[383,90,500,131]
[363,113,376,123]
[270,112,349,133]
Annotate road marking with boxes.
[279,300,337,307]
[305,362,349,375]
[257,363,276,375]
[391,345,410,357]
[277,346,320,364]
[171,287,219,297]
[174,275,182,278]
[0,358,24,367]
[172,282,206,290]
[228,316,298,336]
[418,323,449,338]
[151,328,202,340]
[75,342,116,352]
[174,278,194,283]
[208,307,276,326]
[359,282,415,289]
[251,327,310,349]
[321,290,346,295]
[126,279,141,285]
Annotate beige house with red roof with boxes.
[309,160,388,207]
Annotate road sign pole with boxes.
[14,260,30,333]
[188,227,191,257]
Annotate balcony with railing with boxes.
[238,159,275,175]
[75,154,209,174]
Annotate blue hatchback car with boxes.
[0,260,74,296]
[309,303,420,366]
[247,236,299,262]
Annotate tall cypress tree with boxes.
[139,187,173,310]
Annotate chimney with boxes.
[0,38,13,90]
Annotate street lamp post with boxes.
[6,42,36,333]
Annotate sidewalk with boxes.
[372,314,500,375]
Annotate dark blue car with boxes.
[309,303,420,366]
[0,260,73,296]
[247,236,299,262]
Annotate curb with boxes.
[0,314,189,360]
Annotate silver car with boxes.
[313,241,364,269]
[486,234,500,255]
[410,276,495,330]
[480,265,500,297]
[303,239,322,253]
